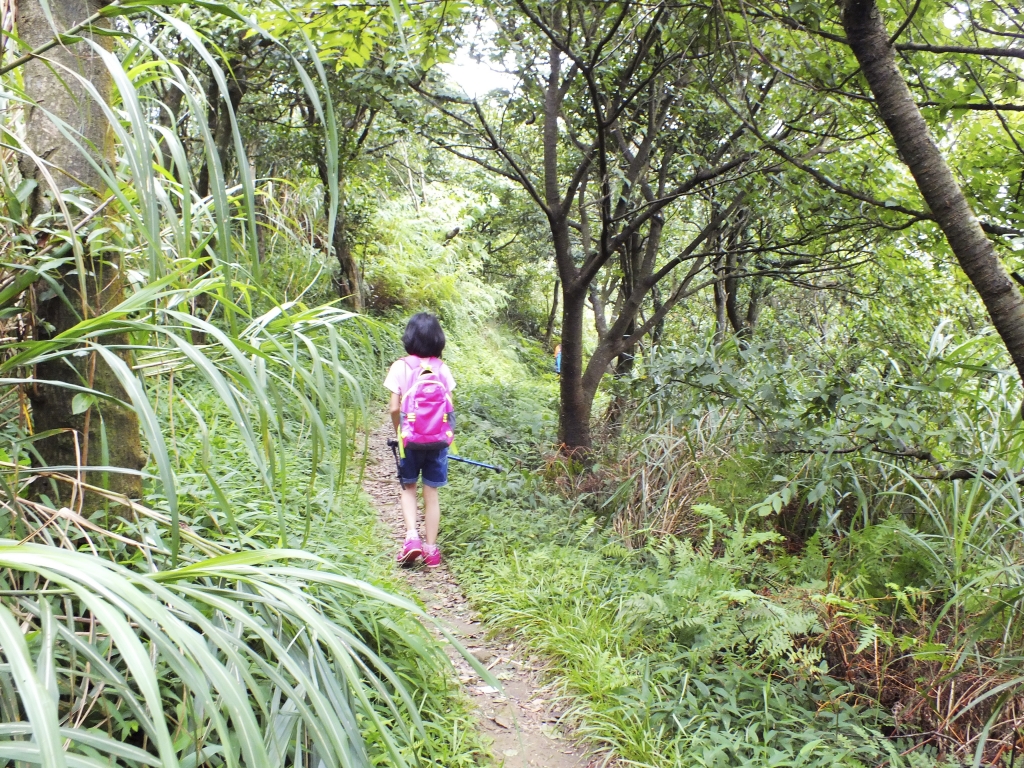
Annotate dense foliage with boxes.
[1,0,1022,765]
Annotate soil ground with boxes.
[361,421,597,768]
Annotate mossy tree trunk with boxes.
[18,0,144,507]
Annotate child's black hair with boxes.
[402,312,446,357]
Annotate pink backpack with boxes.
[399,357,454,451]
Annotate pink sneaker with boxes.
[397,538,422,565]
[423,544,442,568]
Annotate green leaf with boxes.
[71,392,97,415]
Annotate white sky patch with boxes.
[440,21,520,100]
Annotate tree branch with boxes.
[917,101,1024,111]
[897,43,1024,59]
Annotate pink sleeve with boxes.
[383,360,406,394]
[442,363,456,392]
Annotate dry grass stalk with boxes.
[613,422,722,547]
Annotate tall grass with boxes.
[0,4,485,764]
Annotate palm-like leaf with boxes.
[0,543,454,767]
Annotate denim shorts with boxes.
[399,447,449,488]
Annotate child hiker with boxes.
[385,313,456,568]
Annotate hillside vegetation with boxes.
[1,0,1023,766]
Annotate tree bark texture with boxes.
[841,0,1024,384]
[18,0,144,506]
[558,288,594,450]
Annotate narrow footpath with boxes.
[361,421,595,768]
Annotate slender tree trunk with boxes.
[713,255,727,345]
[19,0,144,507]
[331,212,362,311]
[841,0,1024,383]
[651,283,666,346]
[724,251,743,335]
[605,318,636,431]
[195,76,221,201]
[156,81,184,179]
[541,16,594,451]
[193,51,248,340]
[744,277,766,336]
[590,284,609,340]
[315,155,362,310]
[615,321,636,375]
[544,278,560,344]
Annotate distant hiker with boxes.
[386,312,456,568]
[554,343,562,375]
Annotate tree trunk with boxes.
[558,287,593,450]
[841,0,1024,383]
[156,81,184,180]
[193,50,248,340]
[651,283,666,346]
[744,277,766,336]
[713,255,727,345]
[19,0,144,507]
[590,284,609,340]
[544,278,560,344]
[543,18,595,451]
[724,251,743,335]
[604,318,636,431]
[331,212,362,310]
[315,155,362,310]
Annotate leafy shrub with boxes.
[831,517,941,599]
[585,665,900,768]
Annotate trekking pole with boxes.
[448,454,505,473]
[386,439,402,480]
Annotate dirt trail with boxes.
[361,421,594,768]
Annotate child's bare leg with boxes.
[400,483,419,539]
[423,485,440,545]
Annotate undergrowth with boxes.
[438,324,994,768]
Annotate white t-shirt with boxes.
[384,356,456,400]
